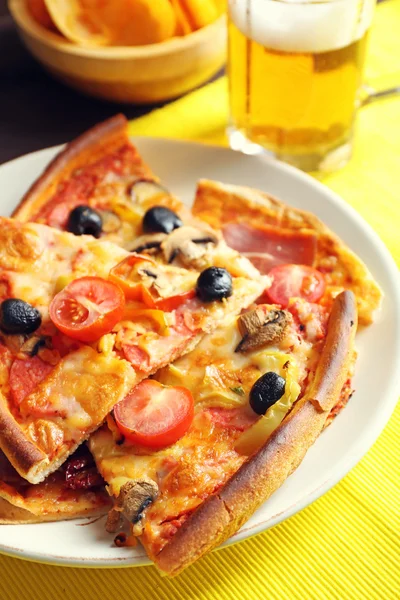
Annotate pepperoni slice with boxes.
[10,356,54,405]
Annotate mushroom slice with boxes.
[20,335,48,357]
[110,478,159,531]
[129,179,169,204]
[127,232,167,255]
[161,226,218,267]
[235,309,289,353]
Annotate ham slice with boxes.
[223,223,317,273]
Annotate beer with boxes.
[227,0,375,171]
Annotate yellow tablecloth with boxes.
[2,1,399,599]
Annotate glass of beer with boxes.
[227,0,376,172]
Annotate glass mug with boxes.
[227,0,376,172]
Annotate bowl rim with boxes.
[8,0,226,59]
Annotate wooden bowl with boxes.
[8,0,226,104]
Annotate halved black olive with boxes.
[67,205,103,238]
[142,206,183,235]
[196,267,233,302]
[0,299,42,335]
[249,372,286,415]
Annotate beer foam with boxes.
[230,0,375,54]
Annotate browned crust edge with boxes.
[153,290,357,576]
[0,394,49,479]
[12,114,129,221]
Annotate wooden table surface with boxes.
[0,0,162,165]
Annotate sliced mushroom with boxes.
[127,232,167,255]
[161,226,218,268]
[129,179,169,204]
[20,335,48,357]
[114,478,159,525]
[106,509,123,533]
[99,210,122,234]
[235,309,289,353]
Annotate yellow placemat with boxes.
[2,1,400,599]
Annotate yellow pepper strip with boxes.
[122,307,170,336]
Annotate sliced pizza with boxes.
[192,179,382,324]
[89,290,357,575]
[0,446,111,523]
[0,217,265,489]
[12,116,260,281]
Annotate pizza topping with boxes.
[222,223,317,272]
[49,277,125,342]
[196,267,233,302]
[19,335,48,357]
[128,232,167,255]
[67,205,103,238]
[142,206,183,235]
[235,308,289,353]
[249,372,286,415]
[129,180,169,204]
[110,255,197,310]
[267,264,326,307]
[0,299,42,335]
[161,226,218,266]
[113,478,159,528]
[65,453,104,490]
[9,355,54,405]
[114,380,194,449]
[100,210,122,234]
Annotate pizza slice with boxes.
[89,290,357,575]
[192,179,382,325]
[0,446,111,523]
[0,217,265,489]
[12,116,260,281]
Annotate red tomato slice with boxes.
[266,264,326,307]
[10,356,54,405]
[50,276,125,342]
[114,380,194,449]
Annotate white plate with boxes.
[0,138,399,568]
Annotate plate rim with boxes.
[0,137,399,568]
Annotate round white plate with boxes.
[0,138,399,568]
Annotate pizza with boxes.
[0,216,264,490]
[0,117,383,576]
[193,179,382,325]
[89,291,357,574]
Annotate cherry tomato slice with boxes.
[49,276,125,342]
[114,380,194,449]
[267,264,326,307]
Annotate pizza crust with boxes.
[0,496,110,524]
[153,290,357,576]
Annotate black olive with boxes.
[249,372,286,415]
[142,206,183,235]
[196,267,233,302]
[0,299,42,335]
[67,205,103,238]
